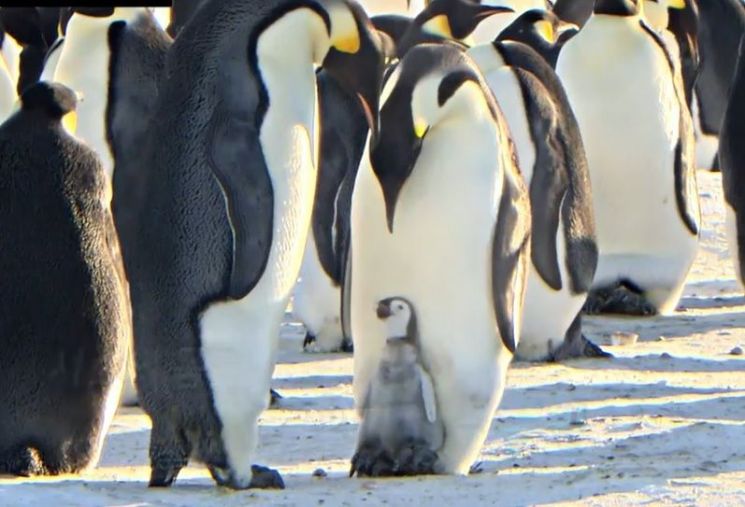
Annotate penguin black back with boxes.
[695,0,745,137]
[0,81,128,476]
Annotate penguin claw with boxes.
[269,388,283,407]
[148,466,179,487]
[350,442,395,477]
[249,465,285,489]
[394,439,439,475]
[302,331,316,349]
[584,283,658,316]
[551,334,613,362]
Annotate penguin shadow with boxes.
[471,385,745,504]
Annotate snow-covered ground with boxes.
[2,171,744,505]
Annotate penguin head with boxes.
[497,9,577,49]
[416,0,514,41]
[594,0,642,16]
[20,80,78,131]
[320,0,386,139]
[377,296,417,342]
[370,43,494,231]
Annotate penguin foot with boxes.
[209,463,283,489]
[249,465,285,489]
[584,282,658,316]
[551,334,613,362]
[0,446,45,477]
[340,336,354,353]
[269,389,283,408]
[350,441,396,477]
[394,439,439,476]
[148,465,181,487]
[302,331,317,349]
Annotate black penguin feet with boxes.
[340,336,354,353]
[269,389,283,407]
[584,282,658,316]
[249,464,285,489]
[350,440,396,477]
[350,439,439,477]
[394,439,439,475]
[551,334,613,361]
[148,421,190,488]
[0,446,45,477]
[302,331,317,349]
[149,465,181,487]
[208,464,284,489]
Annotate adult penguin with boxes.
[47,8,171,185]
[496,8,578,67]
[468,39,605,361]
[470,0,552,45]
[718,35,745,286]
[296,0,502,353]
[556,0,700,316]
[693,0,745,170]
[551,0,594,28]
[47,7,172,407]
[395,0,514,56]
[126,0,384,490]
[349,43,530,475]
[0,82,129,476]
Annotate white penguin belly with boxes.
[293,233,343,352]
[199,11,322,487]
[557,16,698,313]
[352,119,512,474]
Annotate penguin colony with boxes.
[0,0,744,494]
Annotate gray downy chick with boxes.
[350,297,444,477]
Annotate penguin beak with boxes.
[376,301,392,319]
[322,3,384,144]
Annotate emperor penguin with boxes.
[296,0,505,354]
[125,0,384,490]
[556,0,700,316]
[0,82,129,476]
[496,9,578,67]
[45,8,172,406]
[693,0,745,170]
[395,0,514,56]
[349,43,530,475]
[718,35,745,287]
[468,39,606,361]
[470,0,552,45]
[551,0,594,28]
[351,297,444,477]
[295,63,371,353]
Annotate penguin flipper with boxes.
[491,144,531,354]
[208,112,274,300]
[417,364,437,423]
[514,68,566,291]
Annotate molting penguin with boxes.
[468,39,605,361]
[0,82,129,476]
[127,0,384,490]
[351,297,444,477]
[718,35,745,287]
[349,43,530,475]
[556,0,700,316]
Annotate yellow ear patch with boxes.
[423,15,454,39]
[414,118,428,138]
[62,111,77,135]
[667,0,686,9]
[536,20,555,44]
[332,30,360,54]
